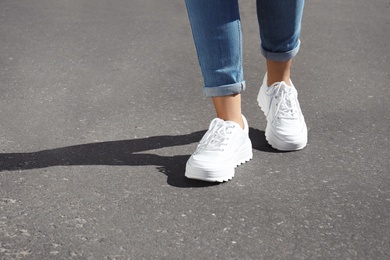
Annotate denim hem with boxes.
[203,81,246,97]
[261,40,301,62]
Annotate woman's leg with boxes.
[212,95,243,128]
[256,0,308,151]
[185,0,245,127]
[184,0,252,182]
[256,0,304,85]
[266,59,292,86]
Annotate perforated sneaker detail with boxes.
[266,83,299,121]
[194,119,236,153]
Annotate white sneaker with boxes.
[185,115,253,182]
[257,73,307,151]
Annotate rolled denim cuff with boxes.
[261,40,301,62]
[203,81,246,97]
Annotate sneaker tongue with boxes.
[224,120,238,127]
[279,82,293,91]
[278,87,299,120]
[267,81,291,96]
[224,120,244,130]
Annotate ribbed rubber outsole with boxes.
[185,145,253,182]
[264,130,307,151]
[185,154,253,182]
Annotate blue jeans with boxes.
[185,0,305,97]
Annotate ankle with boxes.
[266,59,292,86]
[212,94,244,129]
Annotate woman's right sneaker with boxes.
[257,73,308,151]
[185,115,253,182]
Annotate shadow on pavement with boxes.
[0,128,275,187]
[249,128,285,153]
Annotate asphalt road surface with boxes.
[1,0,389,259]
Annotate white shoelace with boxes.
[267,83,299,120]
[195,118,235,153]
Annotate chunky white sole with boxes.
[185,141,253,182]
[264,123,307,151]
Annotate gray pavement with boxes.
[1,0,389,259]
